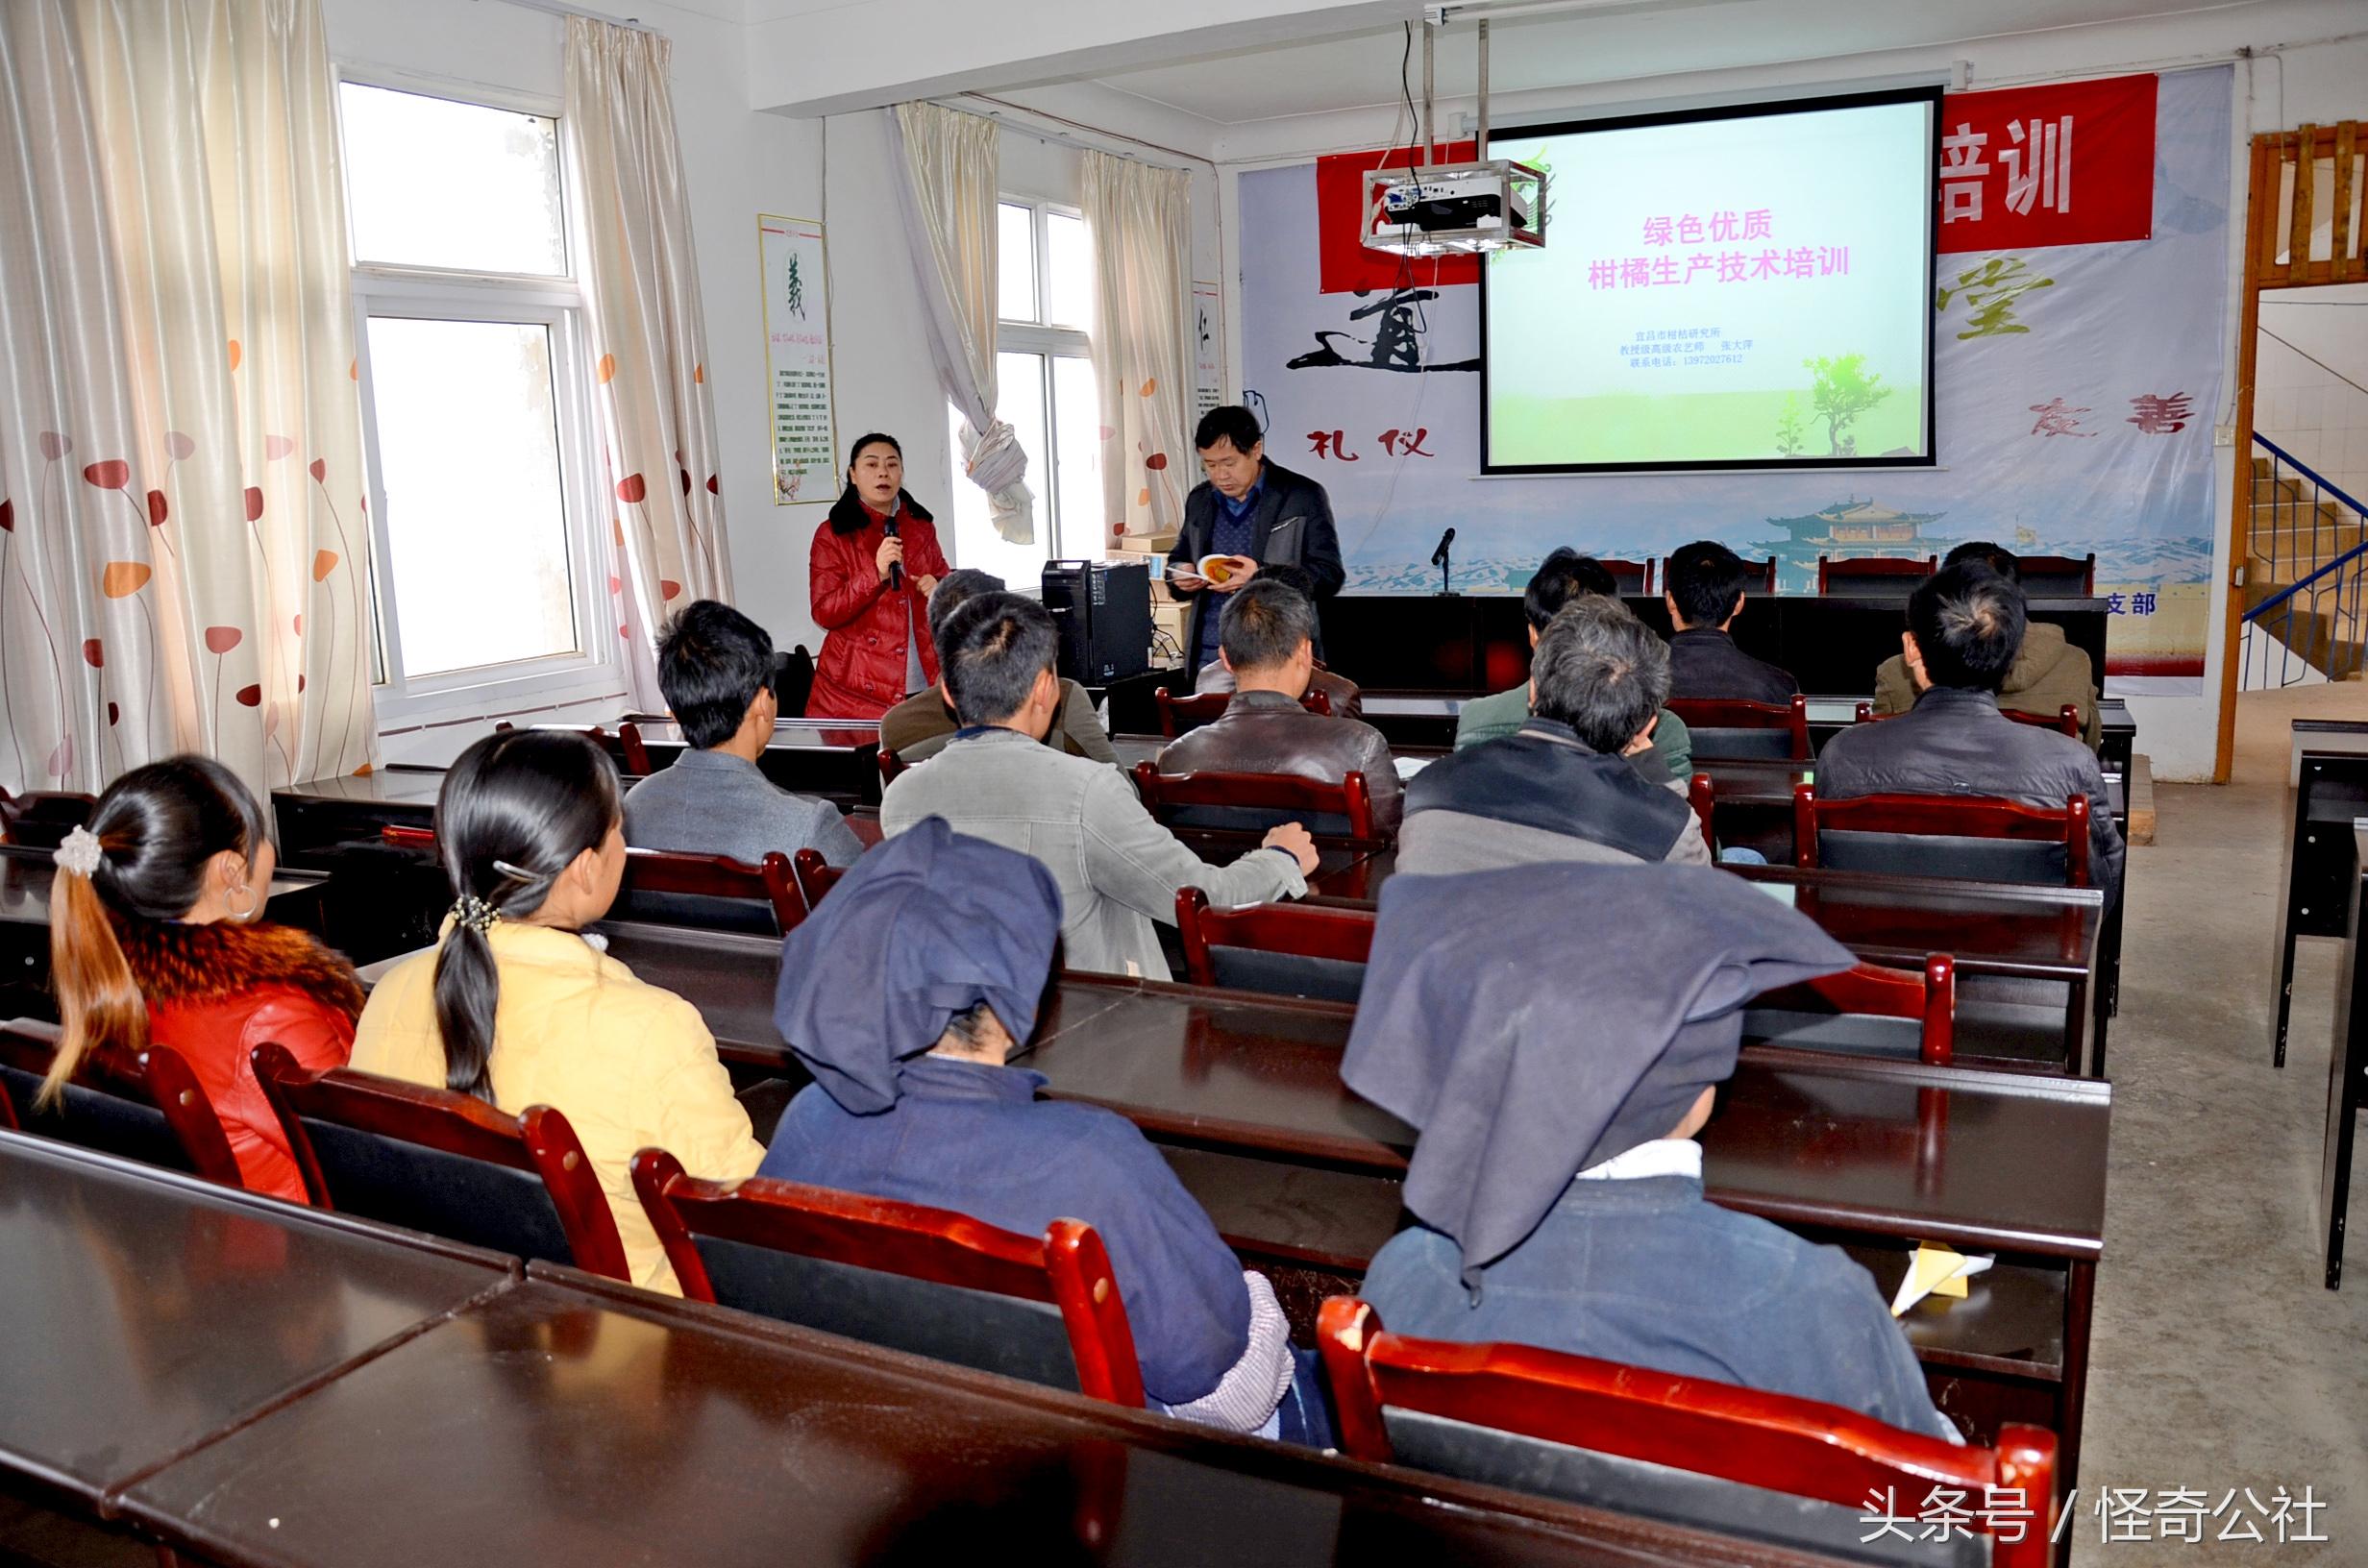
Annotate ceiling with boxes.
[1078,0,2259,127]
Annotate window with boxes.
[337,80,613,716]
[947,200,1102,588]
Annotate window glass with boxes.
[997,201,1037,322]
[366,317,578,674]
[341,84,566,275]
[1045,210,1094,331]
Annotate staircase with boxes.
[2240,438,2368,689]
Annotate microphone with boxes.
[1430,527,1456,567]
[883,510,903,590]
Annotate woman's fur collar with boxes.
[110,917,365,1018]
[827,484,933,535]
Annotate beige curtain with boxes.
[0,0,377,796]
[564,17,730,711]
[886,101,1036,544]
[1082,151,1193,542]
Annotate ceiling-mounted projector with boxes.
[1364,159,1544,256]
[1355,15,1546,257]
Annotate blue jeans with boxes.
[1718,846,1768,866]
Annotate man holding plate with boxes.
[1167,404,1344,689]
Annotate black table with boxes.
[2321,823,2368,1289]
[624,715,882,805]
[2274,723,2368,1067]
[0,1134,513,1514]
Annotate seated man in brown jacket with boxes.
[878,568,1117,766]
[1869,542,2101,747]
[1192,564,1363,719]
[1157,576,1402,835]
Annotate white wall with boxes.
[1196,3,2368,781]
[2257,286,2368,512]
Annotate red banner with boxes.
[1315,140,1479,294]
[1936,73,2156,253]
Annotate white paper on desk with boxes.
[1889,1245,1994,1315]
[1394,756,1432,781]
[1750,881,1798,908]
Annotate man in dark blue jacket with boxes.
[1166,405,1344,685]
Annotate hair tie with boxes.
[451,894,500,934]
[53,825,105,878]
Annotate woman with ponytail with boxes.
[44,757,363,1202]
[349,728,763,1292]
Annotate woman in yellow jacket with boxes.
[351,728,762,1293]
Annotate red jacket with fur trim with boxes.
[113,918,364,1203]
[807,493,950,720]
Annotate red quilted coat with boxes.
[114,916,364,1203]
[807,491,950,721]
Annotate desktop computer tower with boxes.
[1041,559,1150,685]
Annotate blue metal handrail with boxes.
[2254,432,2368,528]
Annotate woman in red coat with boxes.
[43,757,362,1202]
[807,431,950,721]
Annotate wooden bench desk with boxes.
[112,1261,1862,1568]
[626,715,882,806]
[2319,823,2368,1288]
[0,1133,514,1518]
[2275,726,2368,1067]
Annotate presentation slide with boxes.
[1483,90,1937,473]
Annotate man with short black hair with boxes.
[1815,562,2123,897]
[1869,542,2101,746]
[1168,404,1344,687]
[1157,577,1402,834]
[877,568,1117,765]
[1455,548,1692,782]
[1399,598,1711,875]
[1193,563,1362,718]
[624,600,864,868]
[1663,541,1797,705]
[881,591,1320,979]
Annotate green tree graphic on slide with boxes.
[1800,354,1891,457]
[1774,395,1808,457]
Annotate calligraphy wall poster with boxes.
[760,215,838,505]
[1194,281,1224,420]
[1240,66,2229,692]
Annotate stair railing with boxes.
[2242,434,2368,689]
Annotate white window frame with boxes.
[335,66,624,728]
[952,195,1096,571]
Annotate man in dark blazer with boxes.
[1167,405,1344,688]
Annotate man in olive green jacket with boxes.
[1454,549,1692,784]
[1867,544,2101,748]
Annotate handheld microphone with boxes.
[1430,527,1456,567]
[883,510,903,590]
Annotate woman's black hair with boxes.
[44,757,275,1105]
[430,729,622,1102]
[829,431,910,535]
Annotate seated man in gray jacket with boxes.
[1814,560,2124,900]
[1399,597,1712,875]
[623,600,864,869]
[881,591,1319,980]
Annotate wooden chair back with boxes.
[1154,685,1333,739]
[1666,694,1811,761]
[1596,558,1654,596]
[1852,701,2081,741]
[775,645,817,719]
[2013,554,2096,597]
[492,723,650,776]
[0,791,99,849]
[791,847,844,914]
[878,748,907,786]
[1318,1298,2053,1568]
[1795,783,2092,889]
[1130,761,1379,843]
[1175,888,1374,1003]
[252,1043,630,1279]
[1687,773,1715,847]
[0,1020,242,1187]
[1817,555,1938,596]
[1747,955,1959,1066]
[632,1149,1145,1406]
[380,826,802,935]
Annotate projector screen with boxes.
[1482,87,1939,474]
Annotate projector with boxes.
[1361,159,1546,257]
[1378,168,1532,233]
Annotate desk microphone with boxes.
[884,512,904,590]
[1430,527,1456,566]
